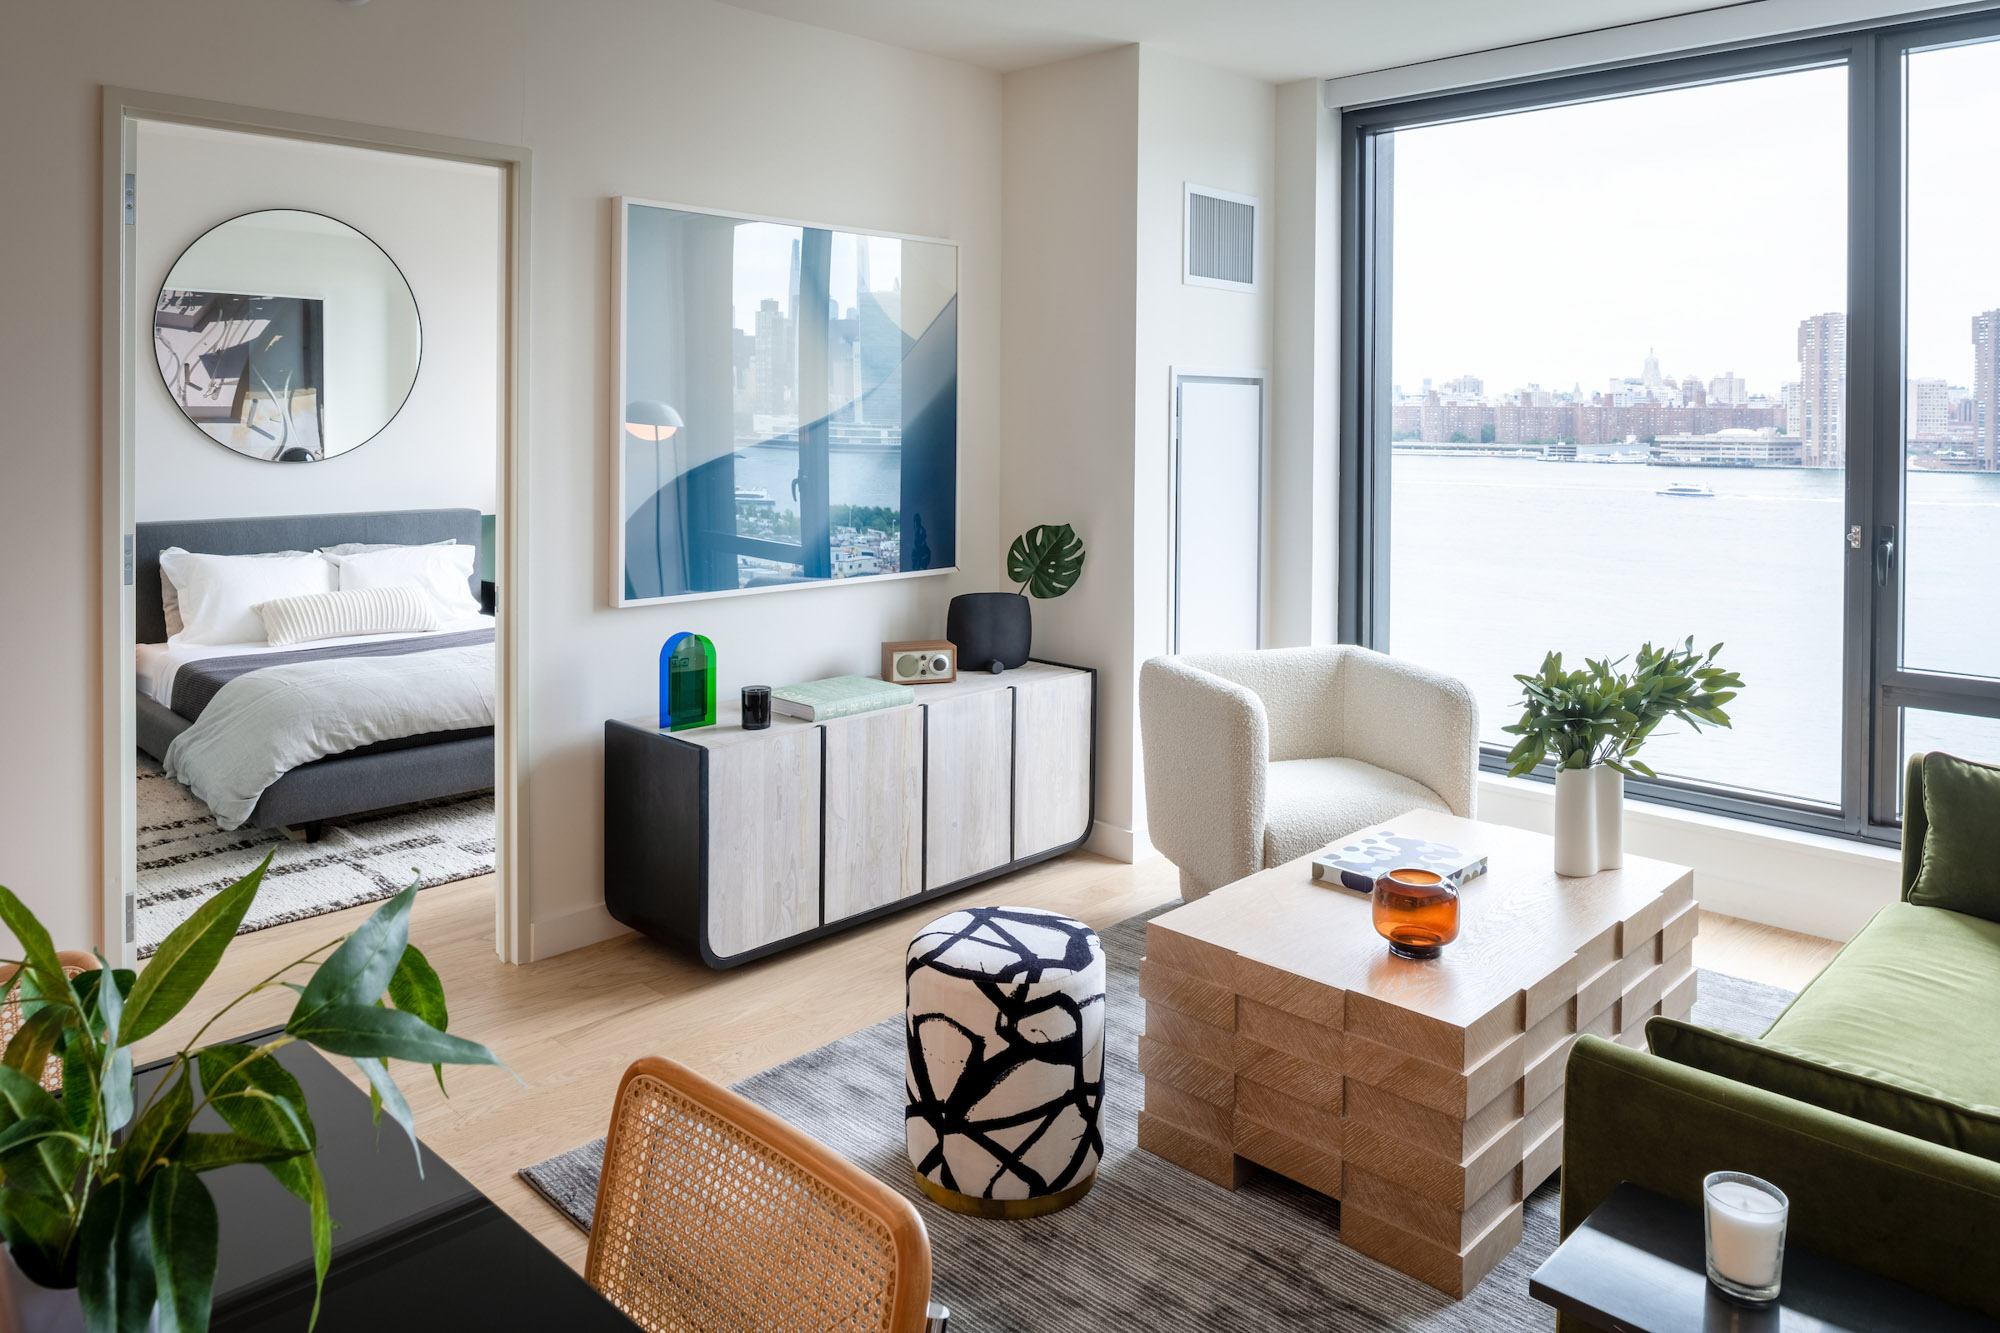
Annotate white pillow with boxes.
[254,586,440,647]
[156,546,309,639]
[160,549,335,644]
[328,544,480,619]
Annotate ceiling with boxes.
[712,0,1737,83]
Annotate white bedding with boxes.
[162,638,496,831]
[137,614,493,707]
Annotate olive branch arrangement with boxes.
[0,854,500,1332]
[1501,637,1745,778]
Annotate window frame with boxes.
[1336,8,2000,843]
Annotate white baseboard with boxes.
[530,902,633,960]
[1086,820,1154,864]
[1477,774,1899,942]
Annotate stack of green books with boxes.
[770,675,915,721]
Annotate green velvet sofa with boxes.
[1557,753,2000,1324]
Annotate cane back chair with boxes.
[585,1056,934,1333]
[0,952,105,1092]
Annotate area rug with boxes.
[521,910,1795,1331]
[136,754,494,956]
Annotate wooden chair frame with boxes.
[0,952,108,1091]
[585,1055,933,1333]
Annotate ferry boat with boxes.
[1656,482,1714,498]
[734,487,775,507]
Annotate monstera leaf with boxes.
[1007,523,1086,599]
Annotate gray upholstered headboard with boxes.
[135,508,482,644]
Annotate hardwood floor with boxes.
[132,850,1842,1275]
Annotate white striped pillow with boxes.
[253,585,440,647]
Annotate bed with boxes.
[135,508,495,838]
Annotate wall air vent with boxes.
[1184,183,1257,292]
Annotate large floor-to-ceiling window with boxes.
[1339,12,2000,837]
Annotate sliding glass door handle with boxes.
[1874,527,1897,587]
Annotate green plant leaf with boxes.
[93,952,133,1134]
[0,1187,73,1288]
[2,1004,71,1090]
[387,944,450,1095]
[148,1164,217,1333]
[287,1002,501,1068]
[175,1132,309,1172]
[0,886,80,1019]
[284,1152,333,1332]
[196,1045,316,1152]
[116,1068,193,1181]
[351,1056,422,1175]
[1006,523,1086,599]
[0,1064,78,1198]
[77,1175,157,1333]
[119,855,270,1047]
[291,880,418,1027]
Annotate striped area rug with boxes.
[520,908,1795,1331]
[136,754,493,956]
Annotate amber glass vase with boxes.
[1372,867,1461,960]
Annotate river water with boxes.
[1389,457,2000,803]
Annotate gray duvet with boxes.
[163,636,496,830]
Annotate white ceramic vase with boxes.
[1593,765,1625,870]
[1552,766,1600,877]
[0,1246,84,1333]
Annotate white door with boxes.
[1174,376,1263,654]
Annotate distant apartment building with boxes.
[1651,429,1804,467]
[1797,312,1845,467]
[1908,376,1951,439]
[1973,310,2000,468]
[1708,371,1747,405]
[1443,374,1484,396]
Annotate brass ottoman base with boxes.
[913,1169,1097,1219]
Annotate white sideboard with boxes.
[604,661,1096,966]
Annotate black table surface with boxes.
[136,1034,635,1332]
[1529,1183,1999,1333]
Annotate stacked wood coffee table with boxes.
[1137,810,1696,1297]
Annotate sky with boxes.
[1390,42,2000,401]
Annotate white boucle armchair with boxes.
[1140,646,1480,900]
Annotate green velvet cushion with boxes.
[1910,750,2000,921]
[1644,899,2000,1164]
[1647,1016,2000,1165]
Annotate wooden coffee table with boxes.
[1136,810,1696,1298]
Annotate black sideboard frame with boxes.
[604,659,1097,969]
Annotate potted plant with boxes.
[946,523,1086,673]
[1501,638,1742,875]
[0,854,499,1332]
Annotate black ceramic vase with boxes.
[947,592,1032,673]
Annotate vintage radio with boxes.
[881,639,957,685]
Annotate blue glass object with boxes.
[660,632,717,731]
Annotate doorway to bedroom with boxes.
[115,111,514,961]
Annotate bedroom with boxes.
[129,118,504,953]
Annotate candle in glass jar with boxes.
[1703,1172,1788,1302]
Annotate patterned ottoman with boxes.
[904,906,1106,1218]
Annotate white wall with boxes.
[135,121,501,519]
[1000,47,1141,856]
[1001,46,1276,859]
[0,0,1002,957]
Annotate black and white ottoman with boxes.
[904,906,1106,1218]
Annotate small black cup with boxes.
[741,685,772,730]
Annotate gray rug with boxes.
[136,753,494,956]
[522,910,1796,1331]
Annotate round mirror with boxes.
[152,209,421,463]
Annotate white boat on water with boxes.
[735,487,775,507]
[1657,481,1715,498]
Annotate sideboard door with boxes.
[705,728,821,959]
[1013,670,1094,858]
[823,707,924,922]
[924,690,1014,888]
